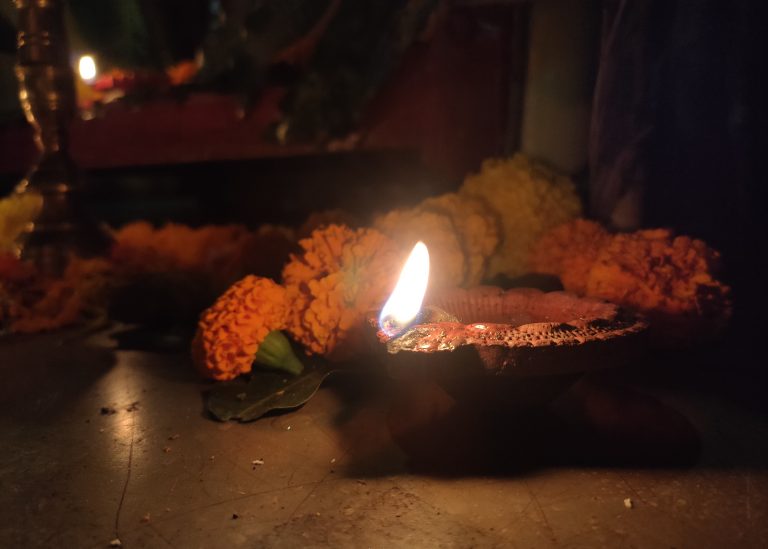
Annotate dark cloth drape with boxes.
[589,0,766,338]
[588,0,666,229]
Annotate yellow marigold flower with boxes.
[373,208,466,289]
[192,276,288,381]
[283,224,402,358]
[461,153,582,279]
[0,192,43,254]
[420,193,500,287]
[529,220,610,294]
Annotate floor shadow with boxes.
[0,332,117,424]
[108,326,210,386]
[110,325,195,355]
[337,374,703,478]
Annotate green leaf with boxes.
[206,362,335,422]
[255,330,304,376]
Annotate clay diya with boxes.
[368,243,648,410]
[365,243,649,468]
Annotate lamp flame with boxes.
[78,55,97,82]
[378,241,429,338]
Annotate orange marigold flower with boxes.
[586,230,731,331]
[8,256,112,334]
[112,221,295,293]
[112,222,251,273]
[192,276,288,381]
[530,222,731,344]
[282,224,402,358]
[529,220,610,294]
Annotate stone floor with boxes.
[1,330,766,548]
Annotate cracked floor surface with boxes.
[1,331,767,548]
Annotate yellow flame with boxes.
[78,55,97,82]
[379,241,429,337]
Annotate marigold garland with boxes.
[419,193,500,287]
[530,220,732,343]
[112,221,251,275]
[112,221,296,293]
[0,255,112,334]
[1,151,735,362]
[373,207,466,289]
[192,276,288,381]
[1,220,295,336]
[529,219,610,294]
[586,230,731,342]
[282,224,402,358]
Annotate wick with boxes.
[379,306,459,341]
[379,315,407,340]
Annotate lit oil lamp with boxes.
[369,242,649,468]
[370,242,648,407]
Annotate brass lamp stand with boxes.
[13,0,109,274]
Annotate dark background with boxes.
[1,0,766,367]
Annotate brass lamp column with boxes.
[13,0,109,274]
